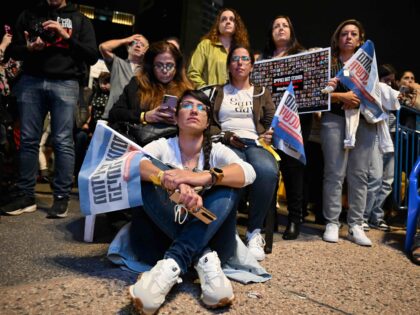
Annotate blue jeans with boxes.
[15,75,78,198]
[130,182,240,274]
[364,135,394,223]
[230,139,279,232]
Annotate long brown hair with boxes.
[330,19,366,64]
[262,15,304,59]
[203,8,249,49]
[136,41,193,109]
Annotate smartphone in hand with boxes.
[161,94,178,112]
[4,25,12,35]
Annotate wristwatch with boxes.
[209,167,224,185]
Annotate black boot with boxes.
[282,221,300,240]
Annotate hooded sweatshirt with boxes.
[9,1,98,80]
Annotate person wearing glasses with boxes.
[99,34,149,119]
[260,15,310,241]
[209,45,278,261]
[108,40,193,139]
[187,8,250,89]
[127,89,256,314]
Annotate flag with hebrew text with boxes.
[271,82,306,164]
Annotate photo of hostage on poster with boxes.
[251,48,331,113]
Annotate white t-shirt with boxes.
[219,84,258,140]
[142,137,256,187]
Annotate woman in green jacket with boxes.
[187,8,249,89]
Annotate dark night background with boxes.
[1,0,419,78]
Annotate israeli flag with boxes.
[271,82,306,164]
[336,40,386,123]
[78,121,146,215]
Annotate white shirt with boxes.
[219,85,258,140]
[143,137,256,187]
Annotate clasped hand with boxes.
[160,169,205,210]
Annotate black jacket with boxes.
[9,1,98,80]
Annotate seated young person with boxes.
[128,90,256,314]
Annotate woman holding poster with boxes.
[260,15,311,240]
[209,45,278,262]
[321,19,376,246]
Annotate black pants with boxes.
[279,114,312,224]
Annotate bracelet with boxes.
[149,170,164,186]
[140,112,148,125]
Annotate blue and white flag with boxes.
[336,40,386,123]
[78,121,147,216]
[271,82,306,164]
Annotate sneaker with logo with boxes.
[129,258,182,315]
[0,195,36,216]
[47,196,69,218]
[348,225,372,246]
[323,223,339,243]
[369,220,390,232]
[362,221,370,231]
[246,230,266,261]
[194,251,234,308]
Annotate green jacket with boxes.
[187,39,228,89]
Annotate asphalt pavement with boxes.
[0,183,419,314]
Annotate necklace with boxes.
[180,151,200,170]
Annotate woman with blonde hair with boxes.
[187,8,249,88]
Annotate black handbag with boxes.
[114,121,178,146]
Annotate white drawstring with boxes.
[174,204,188,224]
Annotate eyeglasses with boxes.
[231,55,251,63]
[179,102,208,112]
[130,40,149,48]
[153,63,175,73]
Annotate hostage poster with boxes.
[251,48,331,113]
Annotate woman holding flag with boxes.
[321,19,376,246]
[128,89,257,314]
[260,15,311,240]
[209,45,278,261]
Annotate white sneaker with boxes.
[194,251,234,308]
[323,223,339,243]
[247,231,266,261]
[348,225,372,246]
[129,258,182,315]
[362,221,370,231]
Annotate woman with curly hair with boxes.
[187,8,249,88]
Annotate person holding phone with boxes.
[108,41,194,145]
[209,45,278,261]
[126,89,256,313]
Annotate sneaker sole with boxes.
[47,208,69,219]
[129,285,153,315]
[203,294,235,309]
[347,235,372,247]
[4,204,37,216]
